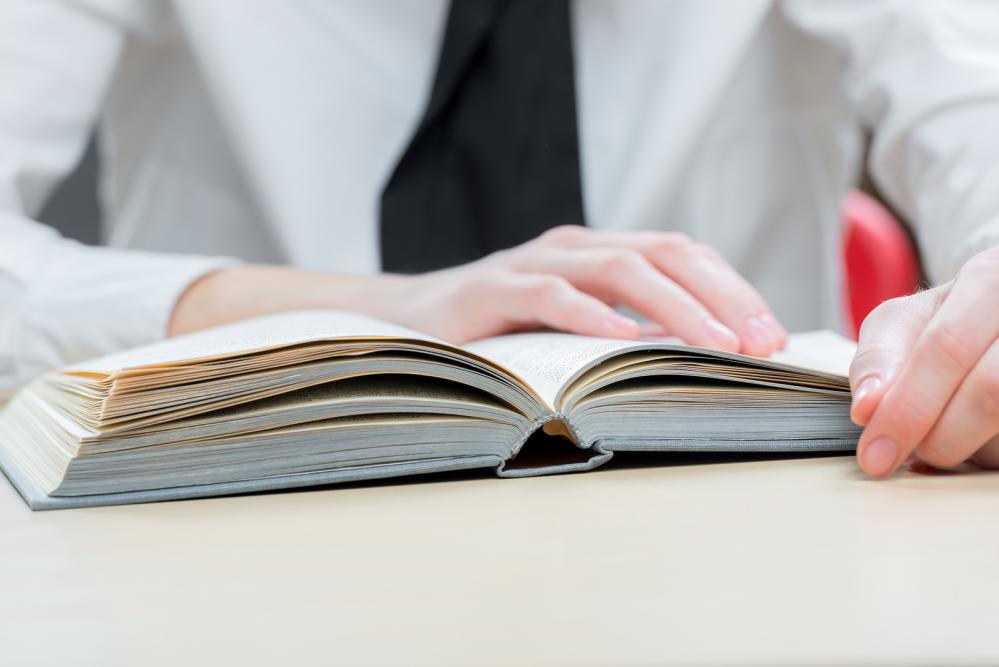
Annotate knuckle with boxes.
[969,367,999,417]
[923,321,979,372]
[540,225,587,246]
[596,249,644,277]
[866,295,907,324]
[649,232,693,256]
[524,275,568,307]
[856,300,901,338]
[464,269,505,298]
[697,243,725,263]
[888,391,937,437]
[497,244,541,271]
[848,345,891,379]
[962,248,999,283]
[918,437,966,469]
[484,246,515,266]
[856,288,938,344]
[983,246,999,266]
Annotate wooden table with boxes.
[2,453,998,666]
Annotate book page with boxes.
[466,330,857,409]
[65,310,448,374]
[466,334,641,408]
[769,330,855,377]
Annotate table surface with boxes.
[2,452,998,666]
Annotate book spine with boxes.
[496,415,613,478]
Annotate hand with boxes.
[170,226,786,355]
[387,226,786,353]
[850,246,999,475]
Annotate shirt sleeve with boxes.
[0,0,236,397]
[782,0,999,285]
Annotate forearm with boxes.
[168,265,416,336]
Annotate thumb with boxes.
[849,286,941,426]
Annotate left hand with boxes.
[849,246,999,475]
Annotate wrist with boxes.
[168,265,420,337]
[168,267,238,336]
[312,271,418,322]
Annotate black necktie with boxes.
[379,0,585,273]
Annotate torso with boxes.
[99,0,861,331]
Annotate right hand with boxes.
[170,225,786,356]
[382,226,785,354]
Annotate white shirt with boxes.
[3,0,999,396]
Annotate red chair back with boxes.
[842,191,921,339]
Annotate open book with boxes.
[0,310,861,510]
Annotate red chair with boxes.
[841,191,921,340]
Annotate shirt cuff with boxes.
[11,241,240,387]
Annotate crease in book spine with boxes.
[496,414,612,478]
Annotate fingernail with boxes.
[854,375,882,405]
[744,317,771,353]
[850,375,883,425]
[861,436,898,476]
[759,313,787,347]
[704,319,739,349]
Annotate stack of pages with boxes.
[0,310,861,510]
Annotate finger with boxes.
[618,233,784,354]
[535,248,742,352]
[539,228,784,355]
[915,337,999,469]
[502,274,641,339]
[858,270,999,477]
[638,321,669,337]
[970,433,999,469]
[848,290,936,426]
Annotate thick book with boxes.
[0,310,860,510]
